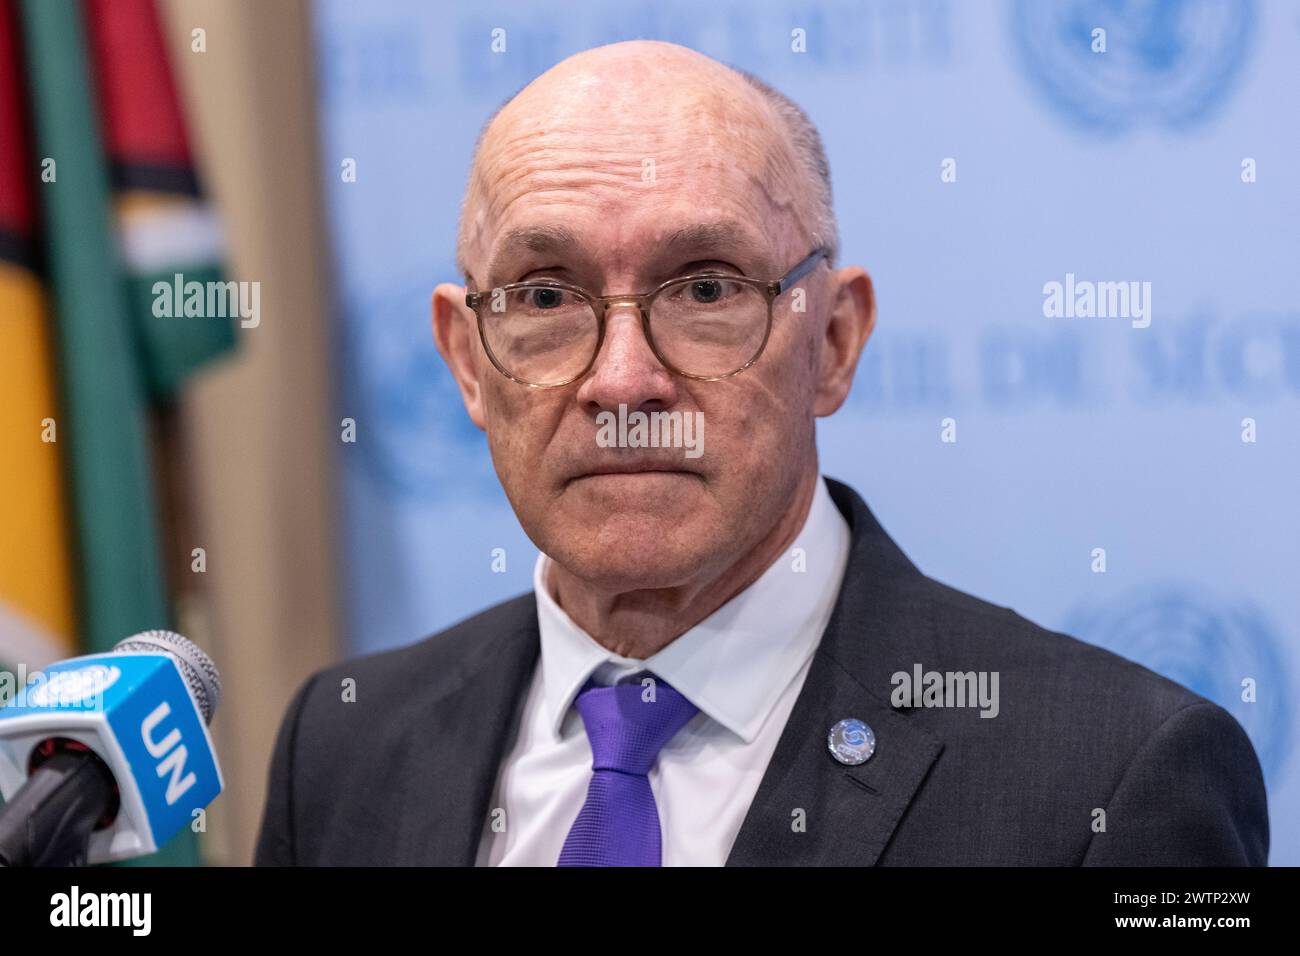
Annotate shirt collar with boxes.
[533,475,851,744]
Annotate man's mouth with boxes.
[566,460,701,485]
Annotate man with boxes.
[255,41,1268,866]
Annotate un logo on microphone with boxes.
[1008,0,1257,134]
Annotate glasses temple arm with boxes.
[776,247,829,294]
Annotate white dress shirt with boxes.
[474,475,851,866]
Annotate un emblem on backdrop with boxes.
[1009,0,1256,133]
[341,275,496,499]
[1066,587,1291,781]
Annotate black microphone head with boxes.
[112,630,222,724]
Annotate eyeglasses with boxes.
[464,247,829,388]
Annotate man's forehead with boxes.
[466,119,801,278]
[458,43,816,281]
[475,86,783,203]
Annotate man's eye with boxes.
[689,279,724,304]
[528,287,564,309]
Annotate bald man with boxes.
[255,42,1268,866]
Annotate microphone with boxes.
[0,630,224,866]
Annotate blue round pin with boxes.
[828,718,876,766]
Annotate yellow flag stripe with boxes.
[0,261,76,656]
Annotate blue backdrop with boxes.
[312,0,1298,864]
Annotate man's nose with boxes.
[575,303,679,416]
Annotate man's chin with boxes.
[553,548,712,593]
[556,470,708,523]
[541,509,723,593]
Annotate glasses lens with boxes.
[650,277,769,378]
[481,285,599,386]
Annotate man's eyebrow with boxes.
[483,224,583,283]
[658,221,768,263]
[499,223,583,255]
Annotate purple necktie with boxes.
[557,676,699,866]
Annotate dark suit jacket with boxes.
[254,478,1269,865]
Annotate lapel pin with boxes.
[828,718,876,766]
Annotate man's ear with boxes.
[432,282,487,431]
[813,266,876,417]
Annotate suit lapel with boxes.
[727,478,945,865]
[393,598,540,865]
[725,651,942,865]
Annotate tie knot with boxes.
[572,676,699,775]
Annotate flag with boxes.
[85,0,232,399]
[8,0,236,865]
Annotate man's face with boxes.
[435,48,866,594]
